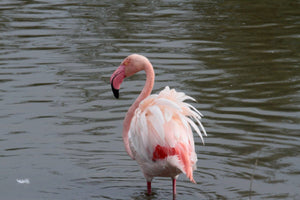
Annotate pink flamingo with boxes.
[110,54,206,197]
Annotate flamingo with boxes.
[110,54,206,197]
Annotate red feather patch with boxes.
[152,145,176,161]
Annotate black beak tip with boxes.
[111,83,119,99]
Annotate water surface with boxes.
[0,1,299,199]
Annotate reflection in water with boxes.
[0,0,299,199]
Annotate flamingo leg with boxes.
[172,178,176,196]
[147,181,151,195]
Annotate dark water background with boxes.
[0,1,299,199]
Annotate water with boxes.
[1,0,299,199]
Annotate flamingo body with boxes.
[110,54,206,196]
[129,86,204,183]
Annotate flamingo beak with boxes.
[111,81,119,98]
[110,65,126,99]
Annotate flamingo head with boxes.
[110,54,149,98]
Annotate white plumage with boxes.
[128,86,206,182]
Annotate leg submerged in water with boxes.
[147,181,151,195]
[172,178,176,195]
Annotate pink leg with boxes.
[172,178,176,195]
[147,181,151,195]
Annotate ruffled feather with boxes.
[129,86,206,181]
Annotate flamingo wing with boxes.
[128,86,206,182]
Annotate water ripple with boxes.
[0,0,299,199]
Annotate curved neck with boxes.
[123,61,155,159]
[132,63,155,109]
